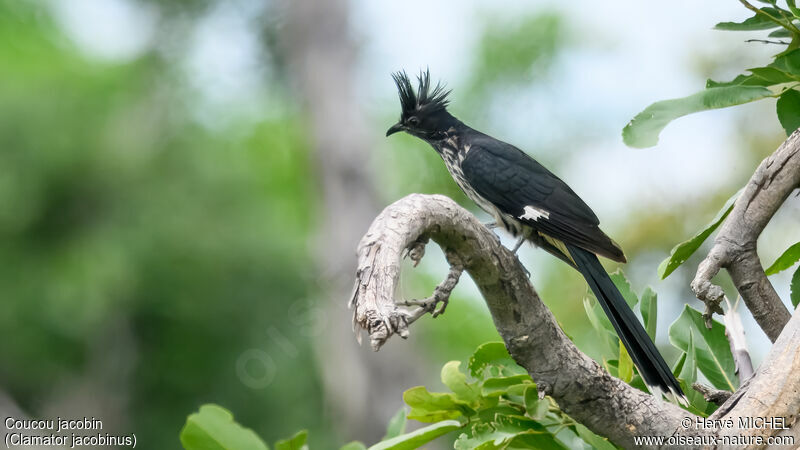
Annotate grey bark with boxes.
[710,304,800,447]
[691,130,800,342]
[351,193,800,449]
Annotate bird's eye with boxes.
[407,116,420,126]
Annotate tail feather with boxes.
[567,244,686,404]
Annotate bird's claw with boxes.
[404,237,428,267]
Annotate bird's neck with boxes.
[425,114,473,152]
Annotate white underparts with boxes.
[519,205,550,221]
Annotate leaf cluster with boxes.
[624,1,800,147]
[398,343,612,449]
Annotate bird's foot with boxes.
[508,236,531,278]
[403,256,463,321]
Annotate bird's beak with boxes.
[386,123,404,137]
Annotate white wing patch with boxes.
[519,205,550,221]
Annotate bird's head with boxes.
[386,69,453,141]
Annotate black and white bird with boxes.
[386,70,685,403]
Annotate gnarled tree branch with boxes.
[691,130,800,342]
[349,193,705,447]
[350,193,800,448]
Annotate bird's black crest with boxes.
[391,69,451,116]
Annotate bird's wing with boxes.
[460,141,626,263]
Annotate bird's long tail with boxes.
[566,243,686,404]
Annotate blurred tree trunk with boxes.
[282,0,422,442]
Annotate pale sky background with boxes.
[47,0,800,366]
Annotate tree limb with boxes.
[692,382,732,405]
[351,192,800,448]
[691,130,800,342]
[349,193,705,447]
[710,304,800,446]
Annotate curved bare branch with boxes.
[349,193,704,447]
[691,130,800,342]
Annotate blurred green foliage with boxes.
[466,13,565,97]
[0,0,330,447]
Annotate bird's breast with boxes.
[437,144,528,238]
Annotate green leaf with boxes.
[628,373,649,394]
[523,386,550,420]
[610,269,638,308]
[574,423,618,450]
[403,386,473,422]
[714,7,786,31]
[658,190,740,279]
[672,351,686,377]
[770,48,800,75]
[468,342,527,379]
[603,358,619,378]
[454,415,568,450]
[441,361,481,403]
[769,27,793,37]
[275,430,308,450]
[481,375,534,397]
[618,342,634,383]
[791,266,800,308]
[476,404,524,423]
[748,66,799,84]
[788,0,800,17]
[583,296,615,334]
[706,73,773,88]
[369,421,463,450]
[623,86,773,148]
[680,333,717,416]
[582,297,619,356]
[676,330,707,414]
[508,432,571,450]
[706,64,800,89]
[180,404,270,450]
[640,287,658,341]
[668,306,737,391]
[382,408,407,441]
[765,242,800,275]
[340,442,367,450]
[504,383,529,401]
[777,90,800,135]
